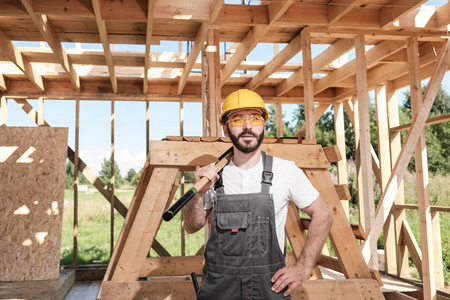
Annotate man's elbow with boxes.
[183,222,203,234]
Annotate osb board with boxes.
[0,270,75,300]
[101,279,385,299]
[0,127,68,281]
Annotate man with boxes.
[184,89,333,299]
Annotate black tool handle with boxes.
[162,147,233,222]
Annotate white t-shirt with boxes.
[204,155,320,252]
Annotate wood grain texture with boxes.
[0,127,68,281]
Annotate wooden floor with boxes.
[65,281,101,300]
[1,269,447,299]
[63,270,425,300]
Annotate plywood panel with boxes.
[0,127,68,281]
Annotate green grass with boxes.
[60,185,204,265]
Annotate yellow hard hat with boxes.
[220,89,269,125]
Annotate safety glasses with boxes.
[226,114,264,127]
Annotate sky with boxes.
[2,0,450,177]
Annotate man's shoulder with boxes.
[270,155,297,169]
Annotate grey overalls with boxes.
[197,152,290,300]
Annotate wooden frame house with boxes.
[0,0,450,299]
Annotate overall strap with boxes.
[261,151,273,194]
[215,167,226,195]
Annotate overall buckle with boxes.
[261,171,273,185]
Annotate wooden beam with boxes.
[20,0,80,91]
[210,0,225,24]
[148,141,331,169]
[111,167,179,281]
[328,0,364,26]
[434,3,450,31]
[375,85,394,275]
[302,27,315,141]
[101,279,384,299]
[294,104,330,137]
[355,35,376,269]
[362,38,450,264]
[380,0,428,28]
[0,97,7,126]
[92,0,117,93]
[178,22,208,95]
[220,0,295,86]
[401,219,422,278]
[0,73,6,91]
[245,29,303,91]
[314,40,405,95]
[407,36,436,300]
[386,80,408,277]
[143,0,155,94]
[0,30,44,91]
[334,102,349,217]
[275,38,354,96]
[140,255,204,277]
[395,204,450,213]
[390,113,450,132]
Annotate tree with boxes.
[402,85,450,173]
[99,157,125,188]
[65,161,89,189]
[265,104,295,137]
[125,168,137,184]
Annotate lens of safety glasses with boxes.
[227,114,264,127]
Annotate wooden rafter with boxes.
[435,3,450,31]
[244,29,303,91]
[143,0,155,94]
[380,0,428,28]
[220,0,295,86]
[177,22,208,95]
[275,38,354,96]
[20,0,80,92]
[327,0,364,27]
[315,40,405,95]
[0,73,6,91]
[91,0,117,94]
[0,30,44,91]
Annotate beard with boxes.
[228,127,265,154]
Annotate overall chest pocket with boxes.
[217,212,249,257]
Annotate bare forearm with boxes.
[295,210,332,274]
[183,192,210,234]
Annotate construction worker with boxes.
[183,89,333,299]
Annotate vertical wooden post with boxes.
[38,97,44,126]
[406,36,436,300]
[386,81,408,277]
[362,38,450,265]
[74,97,80,267]
[276,103,283,138]
[301,27,315,141]
[180,100,186,256]
[146,100,150,154]
[375,84,395,273]
[110,99,115,255]
[0,96,7,126]
[333,102,348,217]
[355,34,376,269]
[431,211,444,288]
[202,26,221,137]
